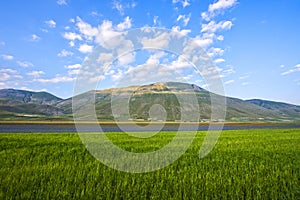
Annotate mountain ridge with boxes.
[0,82,299,122]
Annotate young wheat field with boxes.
[1,129,300,199]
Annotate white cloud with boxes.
[202,0,238,21]
[45,20,56,28]
[224,79,234,85]
[176,14,191,26]
[281,64,300,75]
[57,0,67,5]
[217,35,224,41]
[112,0,136,15]
[112,69,123,81]
[76,17,98,40]
[193,35,214,48]
[171,26,191,36]
[97,53,114,63]
[153,16,159,25]
[63,32,82,41]
[95,20,122,45]
[78,44,93,54]
[112,1,125,15]
[27,70,45,78]
[68,69,80,75]
[223,65,236,75]
[140,32,170,49]
[90,11,102,17]
[209,0,237,13]
[0,73,10,81]
[0,68,18,74]
[182,0,190,8]
[65,64,81,69]
[207,47,224,57]
[17,61,33,68]
[69,41,75,47]
[145,51,166,65]
[34,75,75,83]
[214,58,226,63]
[0,68,22,83]
[1,54,14,60]
[172,0,190,8]
[58,49,73,57]
[30,34,40,42]
[280,64,285,68]
[168,55,192,70]
[118,52,136,66]
[116,16,132,31]
[201,20,233,33]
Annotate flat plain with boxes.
[1,129,300,199]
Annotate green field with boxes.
[1,129,300,199]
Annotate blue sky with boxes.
[0,0,299,104]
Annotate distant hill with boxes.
[0,89,65,119]
[0,83,299,122]
[246,99,300,118]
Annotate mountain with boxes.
[0,89,65,120]
[246,99,300,118]
[0,83,299,122]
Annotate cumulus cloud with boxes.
[201,20,233,33]
[214,58,226,63]
[78,44,93,54]
[171,26,191,36]
[118,52,136,66]
[0,68,18,74]
[27,70,45,78]
[209,0,237,13]
[30,34,41,42]
[0,72,10,81]
[145,51,166,65]
[217,35,224,41]
[193,35,214,48]
[0,68,22,84]
[17,61,33,68]
[45,20,56,28]
[65,64,81,69]
[1,54,14,60]
[76,17,98,40]
[140,32,170,49]
[207,47,225,57]
[116,16,132,31]
[57,49,73,57]
[202,0,238,21]
[63,32,82,41]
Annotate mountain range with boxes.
[0,82,299,122]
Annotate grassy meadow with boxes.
[1,129,300,199]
